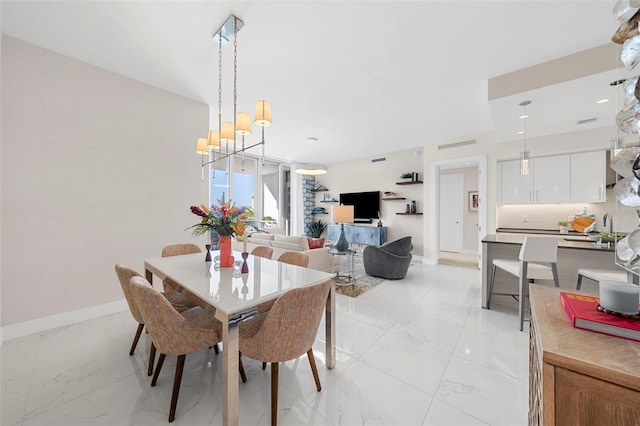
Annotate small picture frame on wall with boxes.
[469,191,479,212]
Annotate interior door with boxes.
[439,173,463,253]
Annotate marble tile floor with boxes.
[1,263,530,426]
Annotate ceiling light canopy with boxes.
[294,163,328,175]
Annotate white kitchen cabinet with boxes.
[499,159,533,204]
[570,150,606,203]
[532,154,570,203]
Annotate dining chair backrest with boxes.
[251,246,274,259]
[518,236,558,263]
[129,276,213,356]
[162,244,202,257]
[277,251,309,267]
[243,279,332,362]
[115,264,145,324]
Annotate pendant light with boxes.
[519,100,532,176]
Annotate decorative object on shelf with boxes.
[405,203,410,213]
[332,205,354,252]
[205,244,212,262]
[399,172,413,183]
[412,172,420,182]
[558,220,570,234]
[195,15,272,180]
[188,199,251,268]
[312,182,328,192]
[377,211,383,227]
[294,163,327,175]
[312,206,328,214]
[410,200,417,213]
[519,100,532,176]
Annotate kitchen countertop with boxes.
[483,233,615,252]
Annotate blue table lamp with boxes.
[332,205,354,252]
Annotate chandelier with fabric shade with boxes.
[196,15,272,179]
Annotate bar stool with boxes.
[488,236,560,331]
[576,268,628,290]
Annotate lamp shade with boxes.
[208,130,220,150]
[294,163,327,175]
[235,112,252,135]
[254,100,272,127]
[332,205,354,224]
[196,137,209,155]
[220,122,235,143]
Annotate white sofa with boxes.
[232,233,340,273]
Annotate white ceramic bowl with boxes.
[599,280,640,315]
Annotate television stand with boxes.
[327,225,387,246]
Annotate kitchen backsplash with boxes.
[497,189,640,232]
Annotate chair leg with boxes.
[551,263,560,288]
[239,353,247,383]
[148,343,156,376]
[306,349,321,392]
[488,264,497,309]
[213,344,219,355]
[271,363,279,426]
[262,362,267,370]
[151,353,166,387]
[576,274,583,290]
[168,354,186,423]
[130,323,144,356]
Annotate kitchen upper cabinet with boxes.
[499,159,533,204]
[532,154,570,203]
[570,150,606,203]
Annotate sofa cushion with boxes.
[248,233,275,245]
[271,235,310,251]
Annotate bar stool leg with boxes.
[488,264,497,309]
[576,274,583,290]
[519,262,528,332]
[551,263,560,288]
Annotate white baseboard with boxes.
[461,250,479,256]
[1,300,128,344]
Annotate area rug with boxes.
[333,252,386,298]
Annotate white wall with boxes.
[320,148,424,255]
[440,167,479,253]
[1,37,209,326]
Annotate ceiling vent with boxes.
[371,157,386,163]
[438,139,477,150]
[577,117,597,125]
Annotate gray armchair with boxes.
[363,236,412,280]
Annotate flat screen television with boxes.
[339,191,380,223]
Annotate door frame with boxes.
[438,173,464,253]
[430,155,487,268]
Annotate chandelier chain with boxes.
[218,33,223,153]
[233,18,238,152]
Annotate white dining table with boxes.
[144,251,336,426]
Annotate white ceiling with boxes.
[0,1,622,164]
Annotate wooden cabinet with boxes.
[529,285,640,425]
[532,155,570,203]
[499,159,534,204]
[570,150,606,203]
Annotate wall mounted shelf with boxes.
[396,212,423,215]
[320,199,337,203]
[382,197,407,201]
[396,181,423,185]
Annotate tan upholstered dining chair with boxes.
[256,251,310,316]
[238,278,332,426]
[276,251,309,267]
[251,245,274,259]
[161,244,201,310]
[129,276,222,423]
[115,264,200,376]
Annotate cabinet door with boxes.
[533,155,570,203]
[500,159,533,204]
[570,151,606,203]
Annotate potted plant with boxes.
[306,219,327,248]
[558,220,570,234]
[399,172,413,183]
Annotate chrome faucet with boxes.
[603,212,613,234]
